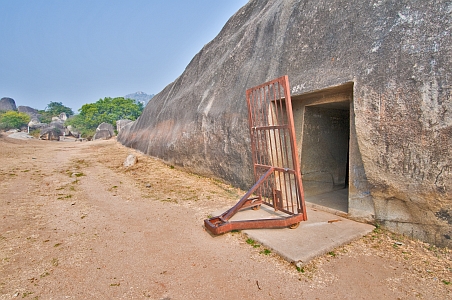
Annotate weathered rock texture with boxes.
[18,106,38,116]
[118,0,452,247]
[40,120,64,140]
[0,97,17,111]
[116,119,132,133]
[93,130,112,140]
[97,122,115,137]
[93,122,115,140]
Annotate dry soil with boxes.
[0,134,450,299]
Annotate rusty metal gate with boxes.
[204,75,307,235]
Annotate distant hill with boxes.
[124,91,154,106]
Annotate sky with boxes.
[0,0,248,112]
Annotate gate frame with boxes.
[204,75,307,235]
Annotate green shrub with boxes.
[0,111,30,130]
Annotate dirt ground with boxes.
[0,134,451,300]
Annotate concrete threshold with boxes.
[214,205,374,266]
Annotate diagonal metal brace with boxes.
[204,167,304,235]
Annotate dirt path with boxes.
[0,135,451,299]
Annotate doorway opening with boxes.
[292,82,353,213]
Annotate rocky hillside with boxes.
[124,91,154,106]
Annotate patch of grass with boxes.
[110,283,120,287]
[328,251,336,257]
[21,291,34,298]
[260,249,271,255]
[54,243,62,247]
[246,238,255,245]
[245,238,261,248]
[51,258,59,267]
[442,280,450,285]
[373,223,381,234]
[296,266,305,273]
[74,159,88,166]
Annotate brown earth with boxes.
[0,134,451,299]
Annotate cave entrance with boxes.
[292,82,353,213]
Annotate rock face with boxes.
[97,122,115,136]
[0,97,17,111]
[18,106,38,116]
[65,125,80,138]
[93,122,115,140]
[93,130,111,140]
[40,120,64,140]
[18,106,44,130]
[118,0,452,247]
[116,119,132,133]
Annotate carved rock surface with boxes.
[118,0,452,246]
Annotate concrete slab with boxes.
[214,205,374,266]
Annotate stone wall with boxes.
[118,0,452,247]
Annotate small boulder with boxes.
[39,120,65,140]
[28,118,47,130]
[123,154,138,167]
[59,112,68,121]
[0,97,17,111]
[92,129,111,140]
[39,127,62,140]
[65,125,80,138]
[97,122,115,136]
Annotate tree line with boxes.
[0,97,144,138]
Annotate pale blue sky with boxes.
[0,0,248,111]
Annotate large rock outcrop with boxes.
[0,97,17,111]
[18,106,38,116]
[118,0,452,247]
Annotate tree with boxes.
[0,111,30,130]
[37,102,74,124]
[65,97,143,138]
[45,101,74,117]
